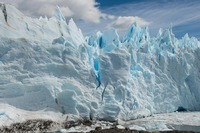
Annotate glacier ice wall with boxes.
[0,3,200,121]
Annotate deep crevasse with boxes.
[0,3,200,122]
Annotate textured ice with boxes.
[0,3,200,122]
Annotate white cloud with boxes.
[109,16,150,32]
[1,0,102,23]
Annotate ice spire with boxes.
[54,6,66,21]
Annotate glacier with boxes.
[0,3,200,123]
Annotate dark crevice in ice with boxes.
[0,3,7,23]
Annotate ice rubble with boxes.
[0,3,200,122]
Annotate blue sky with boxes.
[82,0,200,39]
[1,0,200,39]
[96,0,135,7]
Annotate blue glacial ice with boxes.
[0,3,200,122]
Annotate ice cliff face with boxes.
[0,3,200,122]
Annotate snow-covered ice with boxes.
[0,103,64,128]
[121,112,200,132]
[0,3,200,127]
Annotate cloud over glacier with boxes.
[108,16,150,32]
[1,0,102,23]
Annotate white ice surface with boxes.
[121,112,200,131]
[0,103,64,127]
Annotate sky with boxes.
[1,0,200,39]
